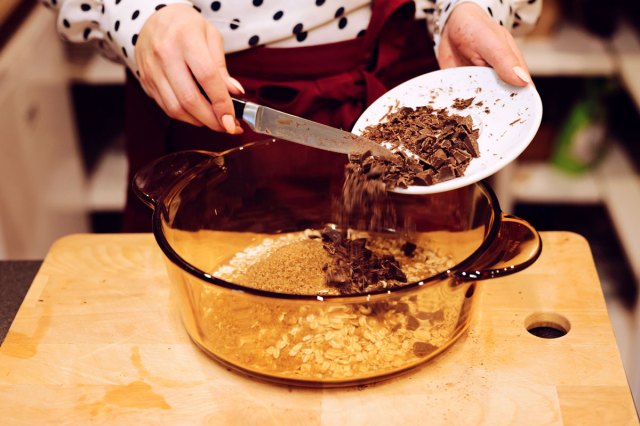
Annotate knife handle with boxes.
[231,98,246,119]
[231,98,258,129]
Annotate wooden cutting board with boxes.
[0,232,637,425]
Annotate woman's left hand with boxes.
[438,2,532,87]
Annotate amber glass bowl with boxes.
[134,139,541,387]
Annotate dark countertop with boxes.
[0,260,41,345]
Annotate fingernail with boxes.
[227,76,245,94]
[513,66,532,85]
[233,118,244,134]
[221,114,236,133]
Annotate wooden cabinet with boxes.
[0,7,89,258]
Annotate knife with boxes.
[232,98,394,159]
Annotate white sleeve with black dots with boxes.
[416,0,542,53]
[42,0,541,75]
[41,0,191,74]
[205,1,371,52]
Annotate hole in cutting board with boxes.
[525,312,570,339]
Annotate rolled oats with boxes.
[200,231,468,382]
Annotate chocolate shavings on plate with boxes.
[358,105,480,188]
[452,97,475,110]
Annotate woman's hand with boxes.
[438,2,532,87]
[135,4,244,133]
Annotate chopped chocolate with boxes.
[320,102,480,295]
[319,226,407,294]
[359,104,480,188]
[401,241,417,257]
[451,148,472,164]
[451,97,475,110]
[413,341,438,357]
[395,302,410,314]
[429,149,448,169]
[416,310,445,321]
[406,315,420,331]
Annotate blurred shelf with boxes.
[512,21,640,301]
[518,20,640,111]
[64,47,125,85]
[511,162,601,204]
[86,142,127,212]
[518,22,616,77]
[611,22,640,111]
[506,142,640,286]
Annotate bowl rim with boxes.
[150,151,503,301]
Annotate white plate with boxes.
[351,66,543,194]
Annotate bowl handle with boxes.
[132,150,223,209]
[452,213,542,282]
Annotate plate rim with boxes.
[351,66,543,194]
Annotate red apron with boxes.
[123,0,439,231]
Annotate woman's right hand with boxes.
[135,4,244,134]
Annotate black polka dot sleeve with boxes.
[417,0,542,53]
[40,0,191,73]
[41,1,541,66]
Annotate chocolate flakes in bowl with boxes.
[320,227,407,295]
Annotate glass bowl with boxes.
[133,139,542,387]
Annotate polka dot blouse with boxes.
[41,0,542,75]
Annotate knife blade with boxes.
[232,98,394,158]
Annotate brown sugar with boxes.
[213,231,454,296]
[241,238,333,294]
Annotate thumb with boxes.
[473,27,531,87]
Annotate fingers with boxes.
[134,4,243,133]
[505,33,534,87]
[439,3,533,87]
[162,57,225,131]
[138,60,205,127]
[185,29,239,134]
[472,27,531,87]
[438,34,477,69]
[437,37,458,69]
[154,71,205,127]
[204,27,245,97]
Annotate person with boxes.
[42,0,541,231]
